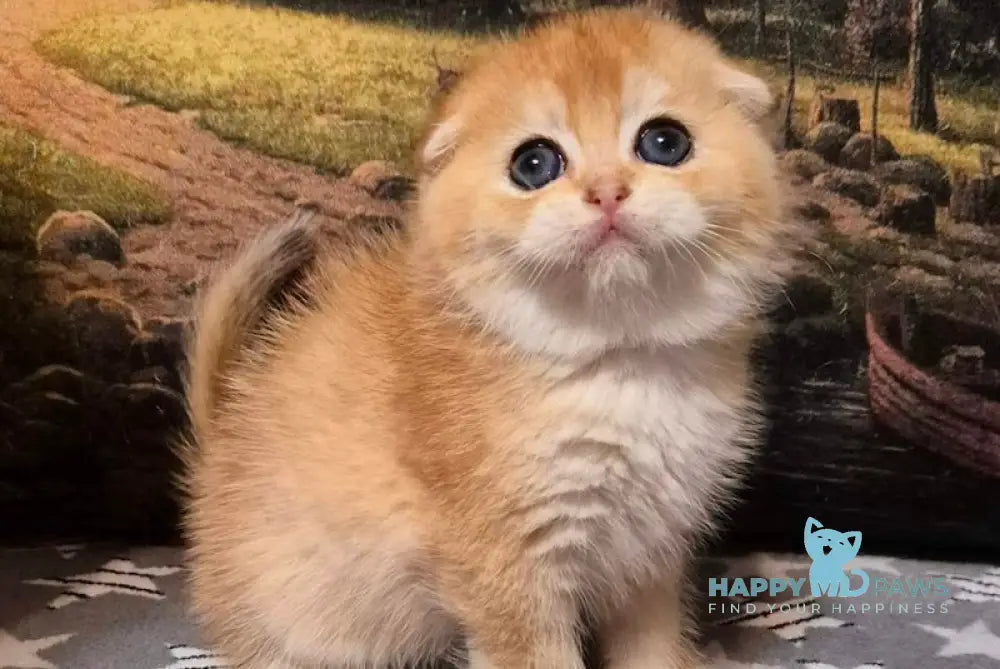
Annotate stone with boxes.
[780,150,832,180]
[911,250,954,274]
[64,292,142,379]
[373,176,415,201]
[838,133,899,170]
[894,266,954,294]
[349,160,406,196]
[130,366,175,387]
[808,96,862,133]
[876,185,936,234]
[874,157,951,205]
[106,382,187,432]
[805,123,853,163]
[6,365,90,401]
[16,391,82,422]
[59,269,92,291]
[949,173,1000,225]
[35,211,124,266]
[129,330,184,371]
[794,200,832,222]
[84,258,118,283]
[770,273,835,322]
[939,345,985,376]
[813,168,882,206]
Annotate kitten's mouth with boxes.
[822,545,832,556]
[583,222,638,256]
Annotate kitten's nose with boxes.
[584,181,631,218]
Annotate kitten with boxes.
[181,8,790,669]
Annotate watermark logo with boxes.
[804,517,869,597]
[707,517,951,617]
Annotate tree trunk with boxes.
[908,0,938,132]
[671,0,709,28]
[754,0,767,50]
[481,0,524,24]
[950,174,1000,225]
[871,66,881,166]
[783,2,796,150]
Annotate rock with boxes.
[794,200,831,222]
[0,400,23,425]
[106,382,187,432]
[770,273,835,322]
[808,96,861,133]
[145,318,188,350]
[894,266,954,294]
[805,123,853,163]
[129,330,184,371]
[954,259,1000,284]
[16,391,82,422]
[949,173,1000,225]
[838,134,899,170]
[876,185,936,235]
[911,250,954,274]
[83,258,118,283]
[780,150,832,180]
[373,176,415,201]
[939,345,985,376]
[813,168,882,206]
[6,365,90,401]
[65,292,142,379]
[874,157,951,205]
[35,211,124,266]
[130,366,175,387]
[59,269,93,291]
[350,160,407,197]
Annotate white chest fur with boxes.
[510,342,756,601]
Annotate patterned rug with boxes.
[1,544,998,668]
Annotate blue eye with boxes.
[635,118,692,167]
[509,139,565,190]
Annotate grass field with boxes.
[36,1,997,175]
[743,60,997,174]
[36,2,475,173]
[0,124,169,250]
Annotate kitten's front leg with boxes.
[599,578,703,669]
[442,564,584,669]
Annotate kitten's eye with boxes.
[635,118,692,167]
[509,139,565,190]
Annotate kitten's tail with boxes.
[185,207,321,436]
[846,568,871,597]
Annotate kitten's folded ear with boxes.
[417,60,464,176]
[715,61,777,124]
[417,113,463,176]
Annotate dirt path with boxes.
[0,0,400,319]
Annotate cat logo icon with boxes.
[804,517,871,598]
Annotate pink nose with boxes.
[584,182,631,218]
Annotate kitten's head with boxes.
[414,9,789,357]
[804,518,862,565]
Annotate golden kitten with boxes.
[181,8,789,669]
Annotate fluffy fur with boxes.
[181,8,791,669]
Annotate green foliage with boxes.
[36,2,476,174]
[0,125,169,251]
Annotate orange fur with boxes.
[182,9,792,669]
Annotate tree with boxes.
[647,0,708,29]
[907,0,938,132]
[754,0,767,50]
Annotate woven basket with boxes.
[866,310,1000,478]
